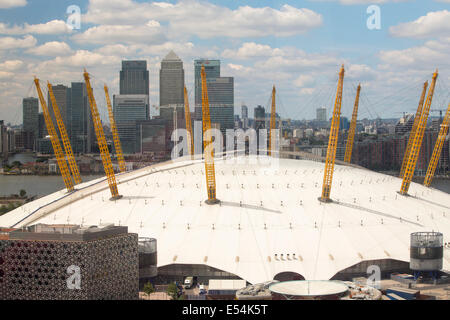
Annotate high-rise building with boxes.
[194,59,221,106]
[47,84,69,133]
[22,97,39,150]
[160,51,184,107]
[242,105,248,119]
[395,114,415,135]
[114,95,149,154]
[67,82,95,154]
[316,107,327,122]
[193,59,234,140]
[120,60,149,95]
[136,119,172,161]
[254,105,266,131]
[241,104,249,130]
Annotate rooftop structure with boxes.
[269,280,349,299]
[0,155,449,284]
[0,224,138,300]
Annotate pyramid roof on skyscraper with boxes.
[163,50,181,61]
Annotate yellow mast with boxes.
[399,81,428,178]
[48,82,82,185]
[201,65,219,204]
[104,84,126,173]
[83,70,121,200]
[320,65,345,202]
[344,84,361,163]
[34,78,74,192]
[184,86,194,157]
[269,86,276,156]
[423,102,450,187]
[400,70,438,195]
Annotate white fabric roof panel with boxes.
[1,155,449,284]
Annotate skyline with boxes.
[0,0,450,125]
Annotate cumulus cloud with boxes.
[294,75,315,87]
[222,42,284,60]
[0,0,26,9]
[0,20,71,35]
[83,0,323,39]
[26,42,72,56]
[308,0,409,4]
[0,35,36,50]
[390,10,450,39]
[0,60,23,71]
[379,38,450,69]
[72,23,166,45]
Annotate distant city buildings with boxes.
[120,60,149,95]
[67,82,95,154]
[395,113,415,135]
[114,60,151,154]
[159,51,184,107]
[114,95,150,154]
[22,97,38,150]
[316,107,327,122]
[194,59,234,140]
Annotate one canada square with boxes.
[159,50,185,107]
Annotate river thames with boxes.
[1,153,449,196]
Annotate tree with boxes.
[19,189,27,198]
[167,282,179,300]
[143,282,155,296]
[11,161,22,168]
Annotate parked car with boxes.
[184,277,194,289]
[199,285,207,295]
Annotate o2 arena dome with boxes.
[1,154,449,284]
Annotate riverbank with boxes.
[0,175,103,197]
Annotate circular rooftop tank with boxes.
[269,280,348,300]
[410,232,443,271]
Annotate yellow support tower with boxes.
[400,70,439,195]
[201,65,219,205]
[268,86,276,156]
[320,65,345,203]
[423,102,450,187]
[83,70,121,200]
[34,78,74,192]
[184,86,194,157]
[344,84,361,163]
[48,82,82,185]
[399,81,428,178]
[104,85,126,173]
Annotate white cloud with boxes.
[0,59,23,71]
[390,10,450,39]
[0,35,36,50]
[294,75,315,87]
[0,0,26,9]
[27,42,72,56]
[0,71,14,79]
[379,38,450,69]
[308,0,409,4]
[0,20,71,35]
[72,24,166,45]
[83,0,323,39]
[222,42,284,60]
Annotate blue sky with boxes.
[0,0,449,124]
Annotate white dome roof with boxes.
[1,155,449,284]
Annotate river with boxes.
[0,173,448,197]
[0,175,103,197]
